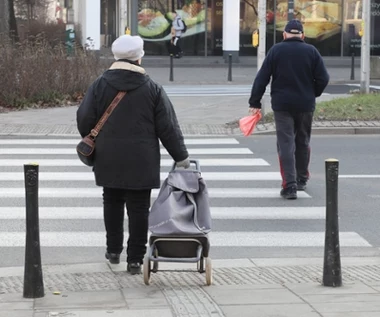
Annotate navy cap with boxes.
[284,19,304,34]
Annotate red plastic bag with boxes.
[239,111,262,136]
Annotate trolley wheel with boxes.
[143,254,151,285]
[205,257,212,286]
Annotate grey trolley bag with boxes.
[143,159,212,285]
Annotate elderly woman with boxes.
[77,35,189,274]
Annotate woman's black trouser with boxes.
[103,187,151,264]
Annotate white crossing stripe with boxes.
[0,207,325,220]
[0,232,370,247]
[0,188,311,198]
[0,138,239,145]
[0,158,270,167]
[0,172,281,181]
[339,175,380,179]
[209,232,371,247]
[210,207,325,219]
[0,148,253,155]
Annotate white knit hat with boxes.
[111,35,145,61]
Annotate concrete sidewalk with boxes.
[3,257,380,316]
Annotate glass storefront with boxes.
[134,0,380,56]
[101,0,118,46]
[342,0,380,56]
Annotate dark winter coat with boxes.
[249,37,330,113]
[76,61,188,190]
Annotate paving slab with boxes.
[121,287,169,309]
[0,266,24,277]
[251,258,324,267]
[161,286,225,317]
[0,311,33,317]
[285,281,378,296]
[0,301,33,310]
[34,290,127,310]
[44,263,111,275]
[35,310,173,317]
[303,293,380,303]
[34,309,174,317]
[0,293,33,302]
[313,301,380,313]
[109,259,255,273]
[252,257,380,267]
[220,304,320,317]
[204,285,303,305]
[122,287,165,299]
[322,313,380,317]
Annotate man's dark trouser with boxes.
[103,187,151,264]
[274,111,313,189]
[171,36,182,55]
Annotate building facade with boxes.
[66,0,380,57]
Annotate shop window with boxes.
[275,0,343,56]
[137,0,207,56]
[343,0,380,56]
[239,0,275,56]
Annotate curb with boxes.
[254,127,380,136]
[1,125,380,137]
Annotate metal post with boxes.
[257,0,267,71]
[360,0,370,93]
[204,0,208,57]
[23,164,44,298]
[170,54,174,82]
[287,0,294,21]
[130,0,138,36]
[228,54,232,81]
[323,158,342,287]
[350,52,355,80]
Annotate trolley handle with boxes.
[171,159,200,172]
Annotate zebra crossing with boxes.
[0,136,372,266]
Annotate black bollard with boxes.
[170,54,174,82]
[350,52,355,80]
[23,164,44,298]
[322,158,342,287]
[228,54,232,82]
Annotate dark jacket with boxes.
[249,37,330,112]
[76,61,188,190]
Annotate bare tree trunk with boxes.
[8,0,19,41]
[0,0,10,34]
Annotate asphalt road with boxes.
[0,135,379,268]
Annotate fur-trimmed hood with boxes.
[102,61,149,92]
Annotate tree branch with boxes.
[242,0,258,16]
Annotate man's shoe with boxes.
[297,180,307,191]
[127,262,142,275]
[280,186,297,199]
[105,252,120,264]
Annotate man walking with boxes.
[248,19,329,199]
[171,11,185,58]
